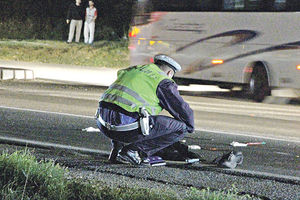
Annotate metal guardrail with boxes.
[0,67,34,80]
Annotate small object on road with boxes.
[154,142,204,164]
[188,145,201,150]
[246,142,266,146]
[230,141,248,147]
[143,156,166,166]
[82,127,101,132]
[230,141,266,147]
[185,158,200,164]
[213,151,244,169]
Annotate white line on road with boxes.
[1,105,299,143]
[0,105,94,119]
[196,128,300,143]
[188,101,300,113]
[188,101,300,121]
[0,135,107,155]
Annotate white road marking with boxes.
[196,128,300,143]
[188,101,300,121]
[0,135,107,155]
[188,145,201,150]
[0,105,94,119]
[275,152,293,156]
[0,87,99,101]
[188,101,298,113]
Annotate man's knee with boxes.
[150,115,188,135]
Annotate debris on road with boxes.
[230,141,266,147]
[230,141,248,147]
[82,127,101,132]
[246,142,266,146]
[188,145,201,150]
[143,156,166,167]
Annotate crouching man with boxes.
[96,54,197,165]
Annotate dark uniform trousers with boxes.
[97,114,188,157]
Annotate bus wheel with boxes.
[248,66,271,102]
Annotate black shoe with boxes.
[214,151,243,169]
[154,142,204,163]
[172,141,204,163]
[108,141,124,163]
[117,149,142,165]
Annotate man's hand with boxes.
[66,19,70,24]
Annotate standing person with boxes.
[95,54,198,165]
[66,0,84,43]
[84,1,98,44]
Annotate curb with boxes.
[0,67,34,80]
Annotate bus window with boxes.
[234,0,245,9]
[274,0,286,10]
[223,0,276,11]
[131,0,152,26]
[286,0,300,11]
[147,0,300,12]
[227,0,300,11]
[223,0,242,10]
[151,0,204,11]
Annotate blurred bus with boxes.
[129,0,300,101]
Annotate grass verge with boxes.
[0,150,253,200]
[0,39,129,68]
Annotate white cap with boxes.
[154,54,181,72]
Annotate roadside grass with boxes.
[0,150,253,200]
[0,39,129,68]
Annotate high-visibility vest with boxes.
[100,64,173,115]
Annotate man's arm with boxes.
[85,8,88,21]
[157,79,194,133]
[94,9,98,21]
[66,4,71,23]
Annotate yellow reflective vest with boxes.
[100,64,173,115]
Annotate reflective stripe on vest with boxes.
[109,84,149,106]
[101,93,137,109]
[100,64,173,115]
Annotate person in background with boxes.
[66,0,84,43]
[84,0,98,44]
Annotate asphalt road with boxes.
[0,80,299,199]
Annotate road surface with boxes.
[0,80,299,199]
